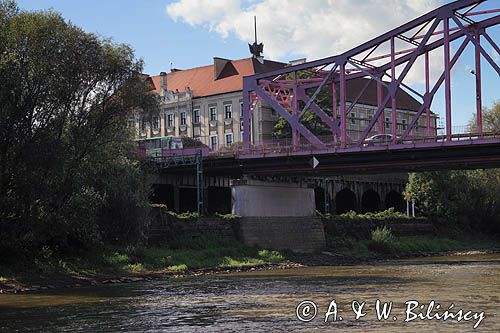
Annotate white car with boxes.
[364,134,399,146]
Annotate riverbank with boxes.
[0,236,498,294]
[0,238,289,293]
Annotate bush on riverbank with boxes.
[340,208,408,219]
[0,2,159,262]
[368,226,395,254]
[405,102,500,238]
[318,208,427,221]
[321,208,432,241]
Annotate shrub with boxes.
[339,208,407,220]
[150,203,168,209]
[166,211,199,220]
[368,226,394,253]
[0,5,157,259]
[215,213,240,220]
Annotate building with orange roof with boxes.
[134,56,287,150]
[132,55,436,151]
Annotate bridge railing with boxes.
[227,131,500,157]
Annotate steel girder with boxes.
[242,0,500,155]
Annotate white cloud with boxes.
[166,0,438,59]
[166,0,442,84]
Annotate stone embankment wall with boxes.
[148,207,237,245]
[236,217,326,253]
[322,217,434,238]
[148,207,433,252]
[148,207,326,252]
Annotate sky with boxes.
[15,0,500,128]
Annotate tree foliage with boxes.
[468,100,500,132]
[272,70,333,139]
[0,1,159,260]
[406,101,500,236]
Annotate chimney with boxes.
[159,71,167,96]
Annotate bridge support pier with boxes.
[231,178,316,217]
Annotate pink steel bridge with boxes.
[239,0,500,164]
[157,0,500,176]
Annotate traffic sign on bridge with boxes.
[312,156,319,169]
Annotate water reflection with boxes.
[0,254,499,332]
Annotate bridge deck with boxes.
[154,136,500,176]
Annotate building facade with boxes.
[132,57,286,150]
[133,57,437,149]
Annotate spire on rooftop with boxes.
[248,16,264,63]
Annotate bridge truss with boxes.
[149,150,204,215]
[242,0,500,157]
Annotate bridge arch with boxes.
[361,189,381,213]
[335,188,357,214]
[385,190,405,212]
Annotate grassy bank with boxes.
[103,240,284,273]
[0,238,285,286]
[322,209,498,257]
[1,223,498,293]
[328,234,499,258]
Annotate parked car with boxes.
[363,134,399,146]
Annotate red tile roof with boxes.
[149,57,422,112]
[149,57,286,98]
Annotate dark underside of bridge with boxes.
[158,142,500,177]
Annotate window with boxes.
[153,117,160,130]
[167,114,174,127]
[141,119,147,131]
[209,106,217,121]
[351,113,356,124]
[180,112,186,126]
[240,102,243,113]
[193,109,200,124]
[385,117,390,129]
[402,119,407,130]
[224,104,232,119]
[210,135,218,150]
[240,119,244,131]
[225,133,233,146]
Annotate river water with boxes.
[1,254,499,332]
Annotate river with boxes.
[0,254,499,332]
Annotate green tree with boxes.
[468,100,500,132]
[0,1,159,259]
[406,100,500,236]
[272,71,333,139]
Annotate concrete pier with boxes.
[231,179,316,217]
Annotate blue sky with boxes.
[15,0,500,128]
[16,0,250,75]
